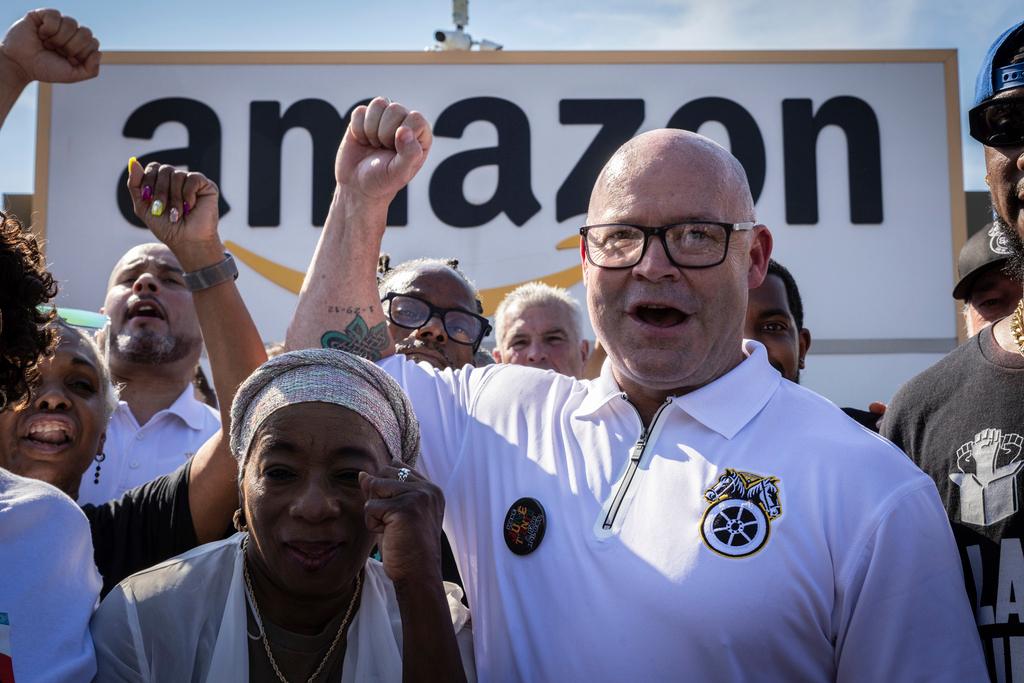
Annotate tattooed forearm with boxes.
[321,314,390,360]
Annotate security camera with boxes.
[428,0,502,52]
[434,29,472,51]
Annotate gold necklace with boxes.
[1011,299,1024,358]
[242,536,362,683]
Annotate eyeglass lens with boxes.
[586,224,729,267]
[388,295,482,344]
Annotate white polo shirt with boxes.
[0,469,100,682]
[77,386,219,506]
[381,341,986,682]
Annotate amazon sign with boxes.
[36,51,964,407]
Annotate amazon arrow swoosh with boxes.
[224,236,584,316]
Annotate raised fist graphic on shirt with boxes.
[950,428,1024,526]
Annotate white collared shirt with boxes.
[381,341,986,683]
[77,386,219,506]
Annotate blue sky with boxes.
[0,0,1019,196]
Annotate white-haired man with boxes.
[492,282,589,378]
[286,97,985,681]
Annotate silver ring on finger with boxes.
[397,467,411,482]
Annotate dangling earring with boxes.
[232,508,248,532]
[93,452,106,484]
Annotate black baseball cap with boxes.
[953,223,1013,300]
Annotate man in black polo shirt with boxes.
[882,18,1024,682]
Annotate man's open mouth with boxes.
[126,299,166,321]
[631,304,688,328]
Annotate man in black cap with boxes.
[882,17,1024,682]
[955,223,1023,337]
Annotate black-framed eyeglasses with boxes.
[580,221,756,269]
[382,293,492,350]
[969,97,1024,148]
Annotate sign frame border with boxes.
[32,48,965,335]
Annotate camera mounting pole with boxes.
[429,0,503,51]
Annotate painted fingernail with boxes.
[183,201,190,217]
[142,186,153,202]
[150,199,165,217]
[128,156,138,175]
[169,207,180,223]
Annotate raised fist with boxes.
[0,9,101,86]
[360,462,445,585]
[335,97,433,202]
[127,159,224,270]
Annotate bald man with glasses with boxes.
[287,97,984,682]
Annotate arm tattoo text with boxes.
[327,305,375,315]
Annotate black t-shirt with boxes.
[82,460,197,596]
[883,325,1024,682]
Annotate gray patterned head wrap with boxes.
[230,349,419,474]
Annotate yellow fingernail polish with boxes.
[128,156,137,175]
[150,199,164,217]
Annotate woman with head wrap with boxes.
[91,349,473,682]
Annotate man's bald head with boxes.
[588,129,755,226]
[107,242,179,291]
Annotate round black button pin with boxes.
[503,497,547,556]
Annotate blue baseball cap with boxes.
[973,18,1024,108]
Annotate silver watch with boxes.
[182,253,238,291]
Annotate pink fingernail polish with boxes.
[169,207,180,223]
[142,186,153,202]
[183,201,190,216]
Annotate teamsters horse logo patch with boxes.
[700,469,782,558]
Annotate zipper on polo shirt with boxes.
[598,396,673,534]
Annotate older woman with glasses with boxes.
[91,349,472,682]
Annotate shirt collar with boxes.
[575,340,781,439]
[576,356,626,416]
[116,384,211,430]
[672,340,780,439]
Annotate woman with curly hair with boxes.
[0,208,102,683]
[0,209,57,410]
[0,8,105,681]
